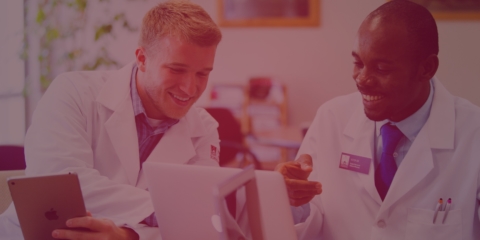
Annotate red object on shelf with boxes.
[249,77,272,100]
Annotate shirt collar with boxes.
[130,64,179,129]
[131,64,145,117]
[376,79,434,141]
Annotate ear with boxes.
[418,54,439,82]
[135,47,147,72]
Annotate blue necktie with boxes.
[375,123,404,201]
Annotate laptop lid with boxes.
[213,165,264,240]
[143,162,297,240]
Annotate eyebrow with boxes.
[166,63,213,71]
[351,52,393,64]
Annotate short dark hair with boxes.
[366,0,439,59]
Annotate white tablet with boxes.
[8,173,87,240]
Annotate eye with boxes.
[169,68,186,74]
[197,71,210,78]
[353,61,364,68]
[376,65,392,73]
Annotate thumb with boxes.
[297,154,313,172]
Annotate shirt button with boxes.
[393,152,398,158]
[377,220,386,228]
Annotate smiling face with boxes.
[352,17,431,122]
[135,36,217,120]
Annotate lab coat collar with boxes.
[342,78,456,207]
[426,77,455,150]
[342,103,381,205]
[379,78,455,213]
[98,62,140,185]
[96,62,135,111]
[142,107,210,167]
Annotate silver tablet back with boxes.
[8,173,86,240]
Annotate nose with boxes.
[179,74,196,97]
[354,67,373,87]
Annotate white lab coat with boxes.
[0,62,220,239]
[295,78,480,240]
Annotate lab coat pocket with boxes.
[405,207,462,240]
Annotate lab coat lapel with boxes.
[98,62,140,185]
[343,104,382,205]
[380,127,433,211]
[380,78,455,211]
[144,118,196,165]
[136,110,202,189]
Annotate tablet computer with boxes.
[8,172,87,240]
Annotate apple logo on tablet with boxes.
[211,214,222,232]
[45,208,59,220]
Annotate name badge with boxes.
[339,153,371,174]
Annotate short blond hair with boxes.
[139,0,222,52]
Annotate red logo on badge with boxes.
[211,145,218,160]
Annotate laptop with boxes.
[213,165,264,240]
[143,162,297,240]
[7,173,87,240]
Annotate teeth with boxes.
[362,94,383,102]
[172,94,189,101]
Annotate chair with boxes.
[0,145,26,170]
[206,107,262,219]
[0,170,24,214]
[205,108,261,170]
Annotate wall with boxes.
[102,0,480,126]
[19,0,480,129]
[209,0,480,126]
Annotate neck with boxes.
[135,71,166,120]
[390,81,430,122]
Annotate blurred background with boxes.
[1,0,479,170]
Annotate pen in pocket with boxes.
[433,198,443,224]
[442,198,452,224]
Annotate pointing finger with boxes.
[296,154,313,172]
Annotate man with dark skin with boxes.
[277,1,480,239]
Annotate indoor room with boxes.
[1,0,480,239]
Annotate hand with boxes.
[275,154,322,207]
[52,211,139,240]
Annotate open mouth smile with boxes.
[361,94,385,102]
[170,93,191,102]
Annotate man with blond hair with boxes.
[0,1,222,239]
